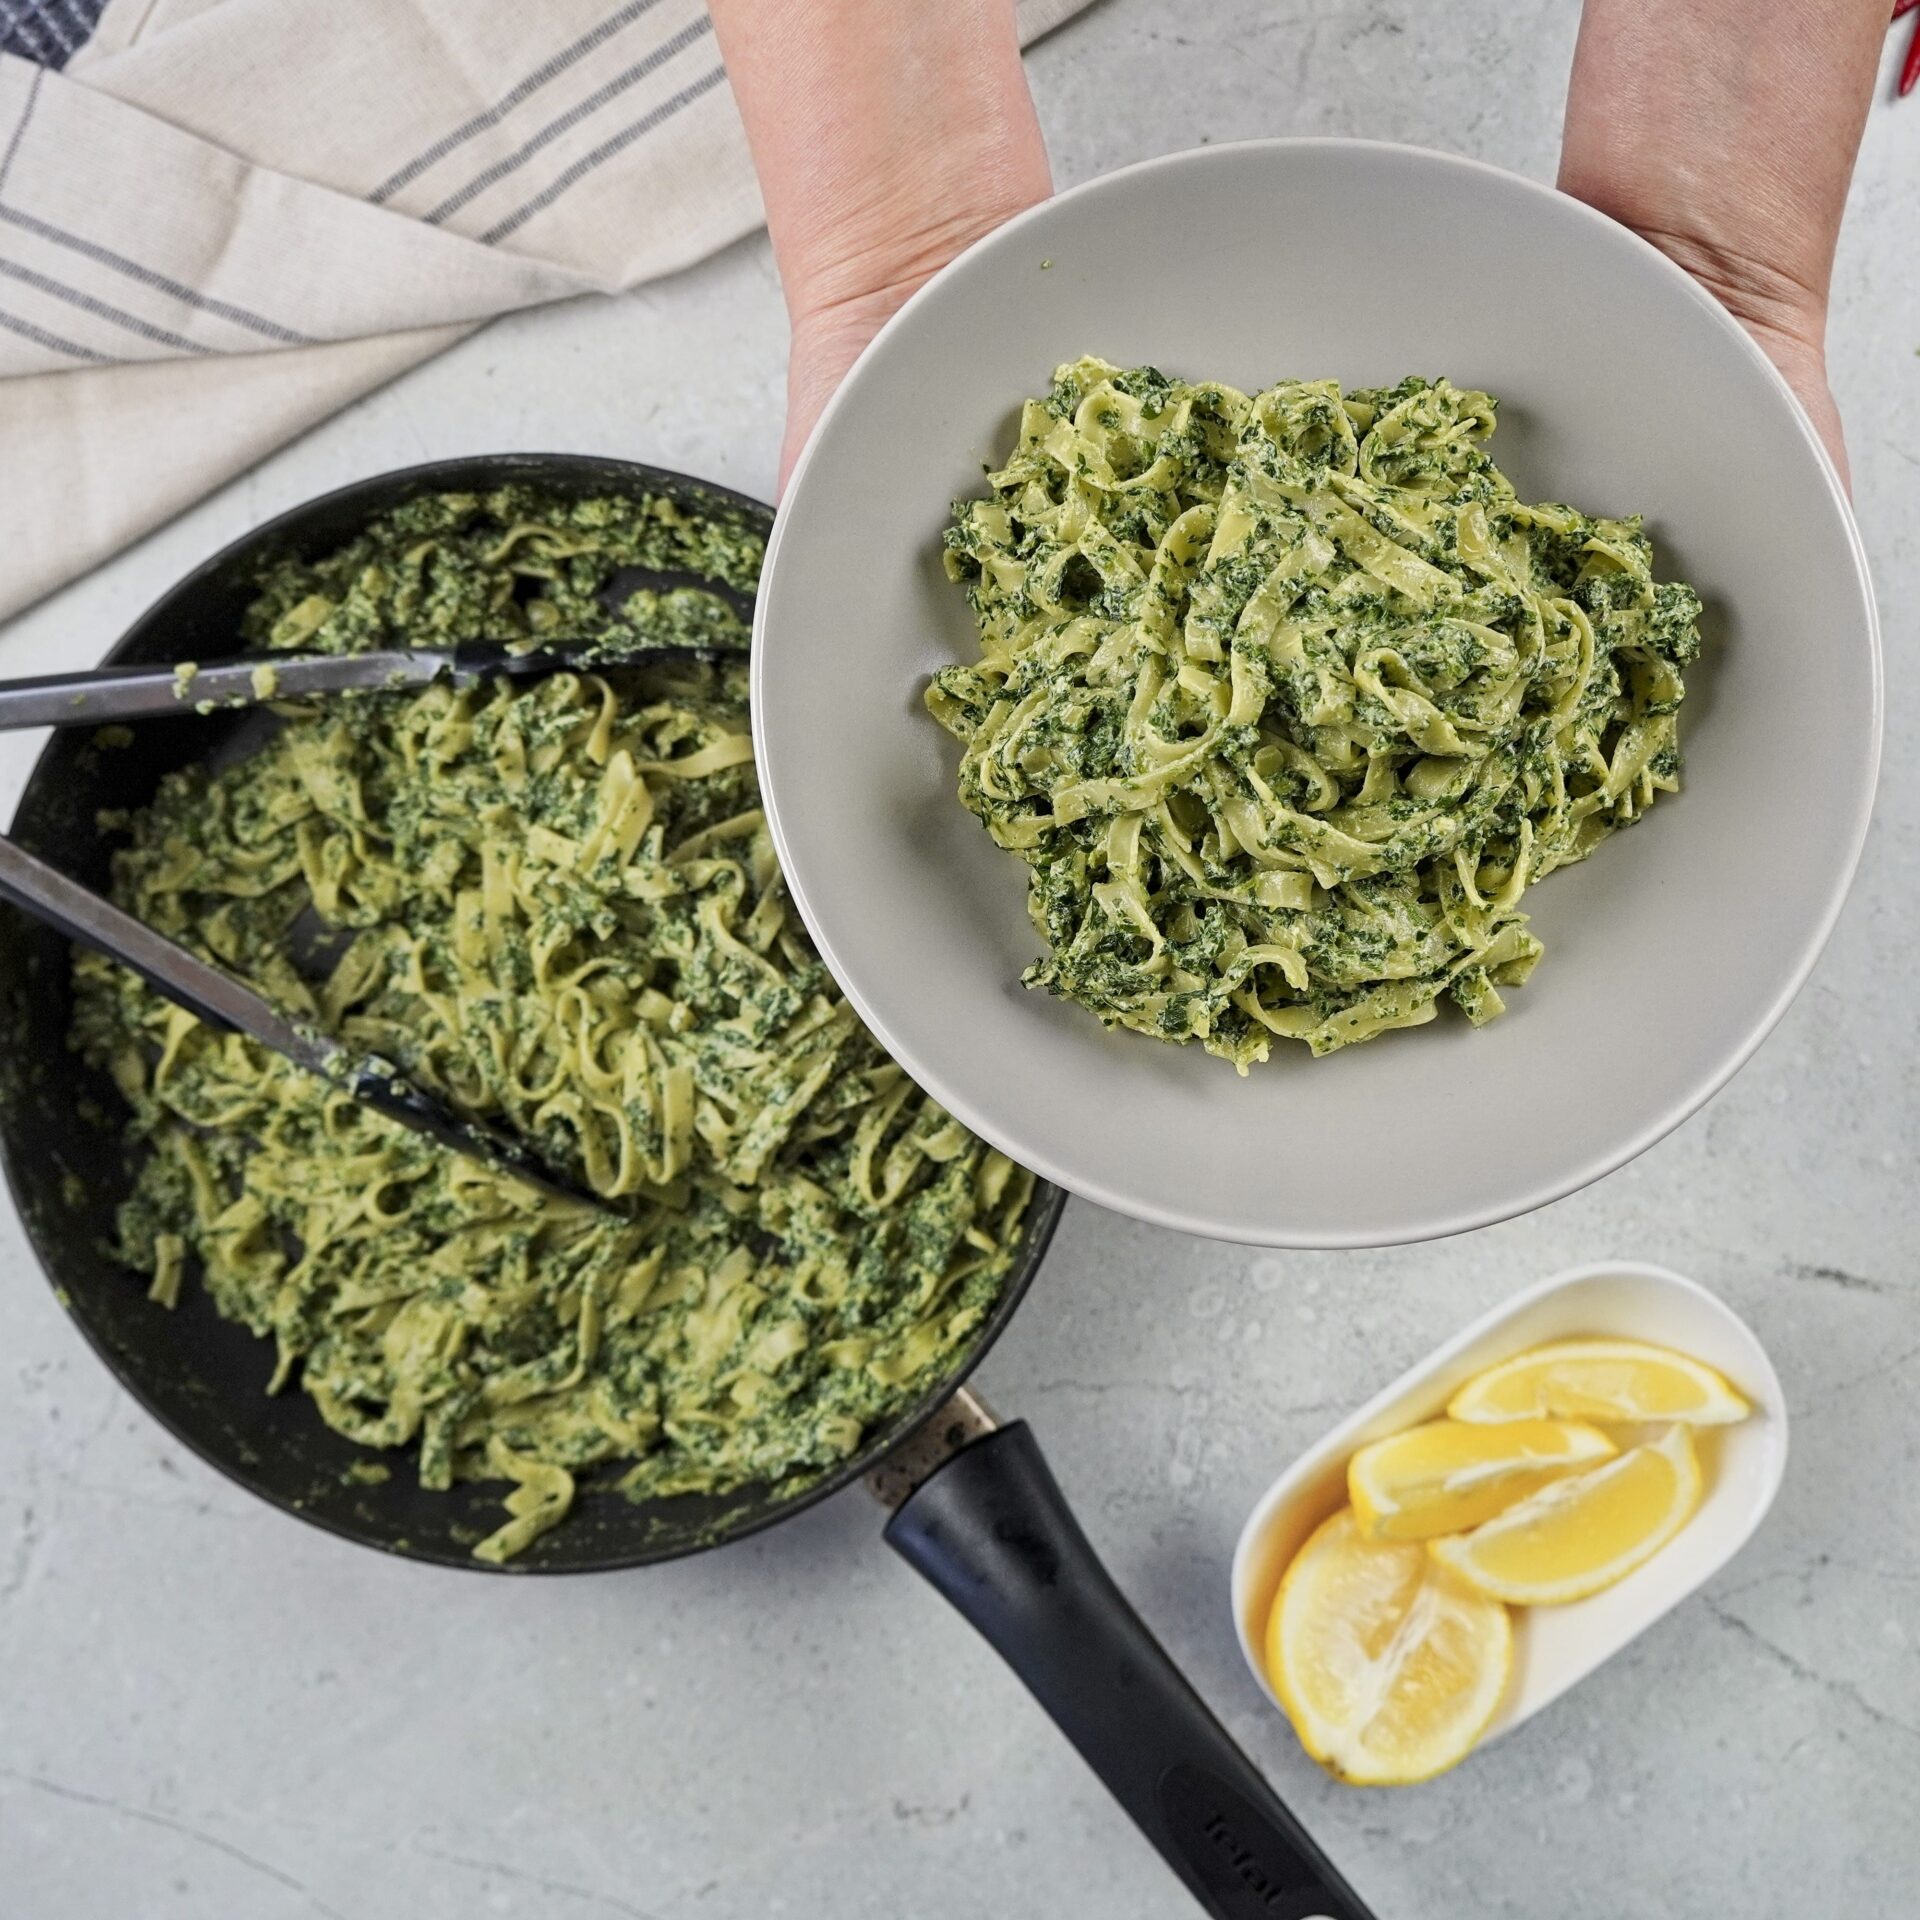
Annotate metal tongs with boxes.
[0,564,751,1208]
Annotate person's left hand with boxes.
[1558,0,1889,498]
[1604,224,1848,489]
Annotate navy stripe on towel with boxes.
[1,0,105,71]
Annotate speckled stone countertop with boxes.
[2,6,1915,1916]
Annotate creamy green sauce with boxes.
[76,488,1032,1560]
[931,360,1703,1063]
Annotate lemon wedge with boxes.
[1427,1424,1702,1605]
[1447,1338,1750,1426]
[1267,1508,1512,1784]
[1348,1417,1618,1541]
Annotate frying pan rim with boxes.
[0,450,1071,1575]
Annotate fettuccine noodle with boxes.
[929,359,1703,1063]
[75,490,1032,1560]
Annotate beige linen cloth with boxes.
[0,0,1088,625]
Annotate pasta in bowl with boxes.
[755,139,1879,1246]
[928,358,1701,1065]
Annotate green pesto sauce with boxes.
[930,360,1703,1066]
[76,487,1033,1561]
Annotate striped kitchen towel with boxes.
[0,0,1090,626]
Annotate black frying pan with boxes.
[0,456,1376,1920]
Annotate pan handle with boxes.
[884,1421,1376,1920]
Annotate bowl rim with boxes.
[1226,1258,1790,1738]
[756,135,1884,1249]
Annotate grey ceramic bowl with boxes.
[753,139,1881,1249]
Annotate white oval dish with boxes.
[1229,1261,1787,1744]
[755,138,1881,1249]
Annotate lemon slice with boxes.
[1349,1417,1618,1540]
[1267,1508,1511,1785]
[1447,1338,1750,1426]
[1428,1424,1702,1605]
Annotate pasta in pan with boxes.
[929,358,1704,1064]
[74,490,1032,1561]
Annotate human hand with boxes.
[1560,0,1888,492]
[709,0,1050,494]
[779,185,1048,489]
[1593,220,1847,490]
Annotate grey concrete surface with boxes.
[2,5,1916,1917]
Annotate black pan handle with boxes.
[884,1421,1375,1920]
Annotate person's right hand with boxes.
[708,0,1050,494]
[778,194,1046,489]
